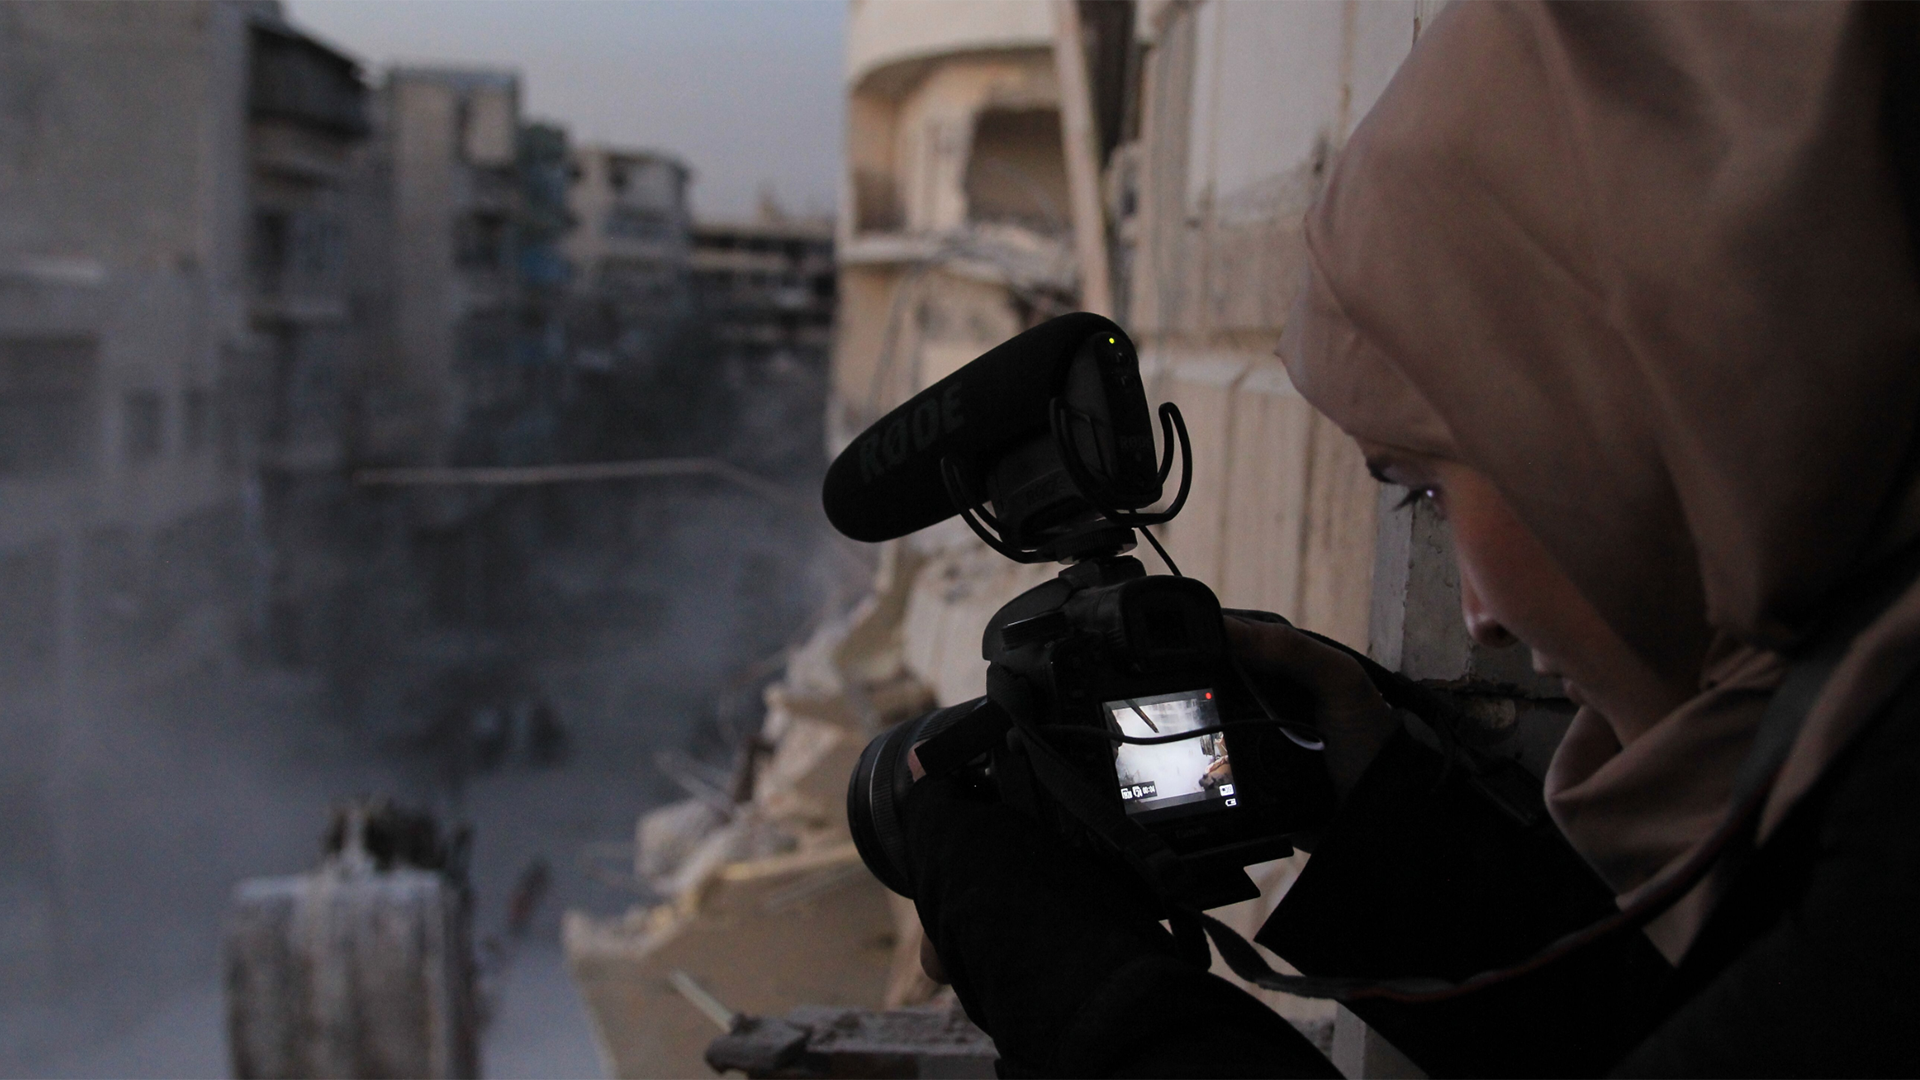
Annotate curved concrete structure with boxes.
[846,0,1053,94]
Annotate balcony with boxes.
[249,21,369,139]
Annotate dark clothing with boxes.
[905,772,1337,1078]
[908,684,1920,1077]
[1255,727,1672,1077]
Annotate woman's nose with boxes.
[1459,572,1517,648]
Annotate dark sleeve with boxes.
[905,771,1340,1078]
[1613,695,1920,1077]
[1256,725,1673,1078]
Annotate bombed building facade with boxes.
[833,1,1075,452]
[691,216,833,372]
[0,1,376,1000]
[564,3,1571,1078]
[0,2,835,1061]
[0,0,1585,1075]
[565,145,693,376]
[372,67,533,464]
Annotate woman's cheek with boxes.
[1439,467,1582,656]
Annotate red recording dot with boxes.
[1204,692,1212,699]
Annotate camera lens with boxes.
[846,698,987,900]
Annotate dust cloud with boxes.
[0,4,857,1073]
[0,307,847,1080]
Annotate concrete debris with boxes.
[636,799,731,886]
[564,591,950,1078]
[225,801,480,1079]
[706,1005,996,1079]
[705,1015,813,1077]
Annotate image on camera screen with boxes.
[1106,689,1237,818]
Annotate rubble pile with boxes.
[561,516,1354,1076]
[563,548,954,1078]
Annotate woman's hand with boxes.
[1223,614,1400,805]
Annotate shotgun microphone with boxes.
[821,313,1167,557]
[831,317,1326,917]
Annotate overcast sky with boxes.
[286,1,847,220]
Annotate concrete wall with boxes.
[0,0,258,667]
[834,4,1077,458]
[845,0,1053,93]
[826,4,1516,1071]
[563,146,691,295]
[0,1,253,535]
[227,866,478,1079]
[385,75,462,455]
[895,55,1061,235]
[380,69,521,460]
[0,0,262,1001]
[1122,0,1449,653]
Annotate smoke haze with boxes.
[2,371,843,1077]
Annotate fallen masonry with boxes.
[705,1005,997,1079]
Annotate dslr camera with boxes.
[825,313,1332,911]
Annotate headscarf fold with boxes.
[1279,1,1920,959]
[1545,641,1782,961]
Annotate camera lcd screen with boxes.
[1106,689,1237,818]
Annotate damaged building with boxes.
[565,145,693,375]
[0,0,791,1033]
[247,11,375,666]
[564,3,1568,1078]
[689,212,836,478]
[0,0,375,1001]
[690,215,833,374]
[370,66,545,464]
[832,0,1080,451]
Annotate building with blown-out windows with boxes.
[0,0,373,1005]
[565,5,1575,1079]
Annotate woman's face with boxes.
[1362,442,1695,735]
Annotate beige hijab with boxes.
[1278,2,1920,961]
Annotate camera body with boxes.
[833,314,1331,911]
[985,556,1330,903]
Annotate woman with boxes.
[902,3,1920,1075]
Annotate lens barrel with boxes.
[846,698,988,900]
[847,714,918,897]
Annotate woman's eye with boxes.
[1392,486,1442,514]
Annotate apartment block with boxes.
[690,215,834,369]
[564,146,691,367]
[0,0,371,997]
